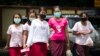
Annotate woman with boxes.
[26,11,50,56]
[37,7,46,19]
[72,12,94,56]
[48,6,69,56]
[23,10,37,48]
[4,13,23,56]
[39,7,46,15]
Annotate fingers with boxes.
[23,44,27,48]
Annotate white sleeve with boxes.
[7,25,12,34]
[23,24,28,31]
[72,22,78,31]
[88,21,94,30]
[26,20,35,47]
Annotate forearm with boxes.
[23,35,27,46]
[86,30,93,34]
[6,35,11,47]
[73,31,81,35]
[65,27,70,49]
[22,31,28,47]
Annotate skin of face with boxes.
[81,13,87,18]
[14,14,21,19]
[29,13,35,18]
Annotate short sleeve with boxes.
[23,23,28,31]
[64,18,68,27]
[48,18,53,27]
[7,25,12,34]
[72,22,78,31]
[88,21,94,30]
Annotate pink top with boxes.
[48,17,68,40]
[7,24,23,47]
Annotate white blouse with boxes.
[7,24,23,47]
[72,21,94,45]
[23,22,30,31]
[26,19,50,47]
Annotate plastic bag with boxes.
[66,49,73,56]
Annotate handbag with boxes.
[66,49,73,56]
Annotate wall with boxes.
[2,8,26,41]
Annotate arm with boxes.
[73,31,82,36]
[4,25,11,49]
[72,22,82,36]
[26,21,35,47]
[22,30,28,48]
[87,21,94,34]
[4,34,11,49]
[65,26,70,49]
[82,21,94,35]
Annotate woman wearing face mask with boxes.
[23,10,37,48]
[4,13,23,56]
[48,6,69,56]
[22,10,37,56]
[72,12,94,56]
[26,10,50,56]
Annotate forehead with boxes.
[14,14,20,17]
[54,8,60,12]
[82,13,87,16]
[29,13,35,15]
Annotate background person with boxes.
[72,12,94,56]
[48,6,69,56]
[4,13,23,56]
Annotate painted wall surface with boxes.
[2,8,26,41]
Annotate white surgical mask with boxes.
[14,18,21,24]
[29,18,35,21]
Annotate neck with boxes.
[55,17,61,21]
[39,18,44,21]
[81,21,87,26]
[15,24,20,27]
[55,17,60,19]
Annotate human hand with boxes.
[3,45,9,50]
[82,30,91,35]
[47,43,50,50]
[23,44,27,48]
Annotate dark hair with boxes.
[27,10,37,25]
[39,7,46,13]
[13,13,22,24]
[53,6,60,12]
[53,6,63,18]
[28,9,36,15]
[39,7,47,15]
[79,12,89,18]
